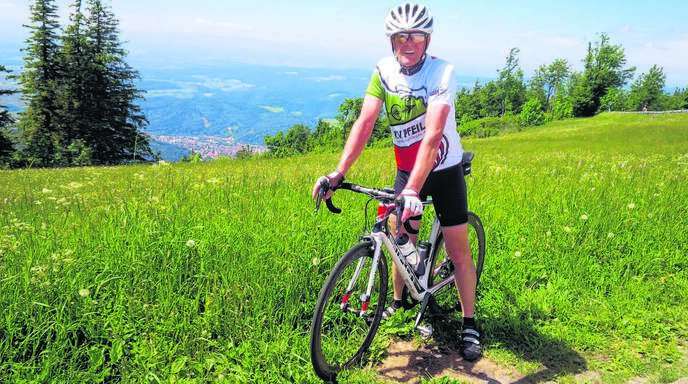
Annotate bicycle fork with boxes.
[340,239,382,319]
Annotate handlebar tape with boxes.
[325,198,342,214]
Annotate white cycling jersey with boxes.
[366,55,463,173]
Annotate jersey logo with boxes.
[433,135,450,169]
[381,82,428,125]
[390,94,425,121]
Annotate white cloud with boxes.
[627,35,688,85]
[193,17,253,33]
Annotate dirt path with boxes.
[377,340,530,383]
[377,340,688,384]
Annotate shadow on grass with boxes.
[378,303,587,383]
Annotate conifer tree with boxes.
[82,0,153,164]
[0,65,16,162]
[58,0,93,164]
[0,65,14,130]
[16,0,63,167]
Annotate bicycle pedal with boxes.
[416,323,433,338]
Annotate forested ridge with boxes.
[262,35,688,158]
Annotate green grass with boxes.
[0,112,687,383]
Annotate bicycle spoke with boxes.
[310,243,388,381]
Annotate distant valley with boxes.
[1,50,487,161]
[138,63,372,159]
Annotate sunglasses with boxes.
[392,32,428,45]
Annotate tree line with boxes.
[263,33,688,158]
[3,22,688,165]
[0,0,152,169]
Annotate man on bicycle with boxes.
[312,3,481,361]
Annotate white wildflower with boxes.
[79,288,89,298]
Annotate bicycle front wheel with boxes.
[428,211,486,314]
[309,241,389,381]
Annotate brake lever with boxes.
[314,178,343,214]
[395,197,404,238]
[315,178,329,213]
[315,193,323,213]
[315,176,334,213]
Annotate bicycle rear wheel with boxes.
[309,241,388,381]
[428,211,486,314]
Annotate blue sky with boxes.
[1,0,688,86]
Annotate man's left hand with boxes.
[399,188,422,223]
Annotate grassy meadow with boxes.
[1,112,687,383]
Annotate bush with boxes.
[520,98,545,127]
[458,116,520,138]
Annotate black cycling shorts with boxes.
[394,163,469,227]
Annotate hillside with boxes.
[0,113,687,383]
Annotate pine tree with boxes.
[0,65,16,162]
[82,0,153,164]
[0,65,14,129]
[16,0,63,167]
[58,0,93,164]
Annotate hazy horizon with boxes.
[1,0,687,86]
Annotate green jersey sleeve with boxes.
[365,70,385,101]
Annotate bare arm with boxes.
[335,95,384,175]
[404,103,451,193]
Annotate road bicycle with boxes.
[309,152,486,382]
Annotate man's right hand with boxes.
[311,171,344,200]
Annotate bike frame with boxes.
[357,198,454,328]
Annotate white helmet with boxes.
[384,3,434,37]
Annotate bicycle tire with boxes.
[309,241,389,381]
[428,211,486,314]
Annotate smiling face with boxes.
[392,32,430,67]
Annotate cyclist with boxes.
[311,3,481,361]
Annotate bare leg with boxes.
[441,223,475,317]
